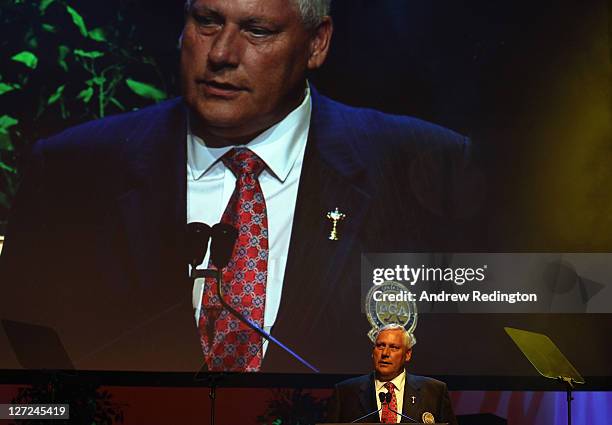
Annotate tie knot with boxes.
[384,382,395,392]
[222,148,266,178]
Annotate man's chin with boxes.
[376,368,400,381]
[187,107,264,145]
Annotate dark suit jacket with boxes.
[327,372,458,425]
[0,88,477,373]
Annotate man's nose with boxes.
[382,347,391,357]
[208,25,241,69]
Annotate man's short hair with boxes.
[293,0,332,27]
[183,0,332,28]
[375,324,417,350]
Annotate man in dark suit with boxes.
[0,0,475,373]
[327,324,458,424]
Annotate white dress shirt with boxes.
[187,86,312,356]
[375,370,406,423]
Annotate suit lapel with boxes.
[359,373,379,423]
[114,99,188,295]
[403,373,423,423]
[264,90,373,370]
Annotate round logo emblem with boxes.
[422,412,435,424]
[365,281,418,343]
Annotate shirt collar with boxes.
[375,369,406,392]
[187,84,312,182]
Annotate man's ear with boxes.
[405,349,412,364]
[307,16,333,70]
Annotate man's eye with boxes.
[246,27,273,38]
[193,14,217,27]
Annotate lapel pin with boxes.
[411,396,416,404]
[326,207,346,241]
[422,412,435,424]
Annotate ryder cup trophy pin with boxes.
[326,207,346,241]
[366,281,418,343]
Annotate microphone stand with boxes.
[187,221,318,425]
[191,268,320,373]
[387,406,418,423]
[189,267,320,425]
[188,266,223,425]
[559,376,575,425]
[350,407,383,423]
[350,392,387,423]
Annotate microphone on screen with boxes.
[186,222,212,270]
[190,221,320,372]
[209,222,238,269]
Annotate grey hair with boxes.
[184,0,331,28]
[294,0,332,27]
[375,324,417,350]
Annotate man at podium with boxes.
[327,324,457,424]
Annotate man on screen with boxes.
[327,324,458,424]
[0,0,475,373]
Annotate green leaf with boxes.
[0,132,13,152]
[109,97,125,111]
[42,23,56,33]
[88,28,106,42]
[0,161,17,174]
[92,76,106,86]
[0,83,16,96]
[65,5,88,37]
[11,51,38,69]
[26,32,38,49]
[74,49,104,59]
[125,79,166,101]
[47,85,65,105]
[0,115,19,131]
[77,87,94,103]
[58,45,70,71]
[40,0,54,13]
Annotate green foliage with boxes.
[11,51,38,69]
[57,45,70,71]
[39,0,54,13]
[0,0,171,224]
[47,84,65,105]
[126,78,167,101]
[74,48,104,59]
[88,27,106,42]
[77,86,94,103]
[0,82,19,95]
[0,115,19,152]
[65,5,87,37]
[42,23,56,33]
[0,115,19,131]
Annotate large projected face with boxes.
[180,0,332,145]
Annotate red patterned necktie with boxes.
[381,381,398,423]
[199,147,268,371]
